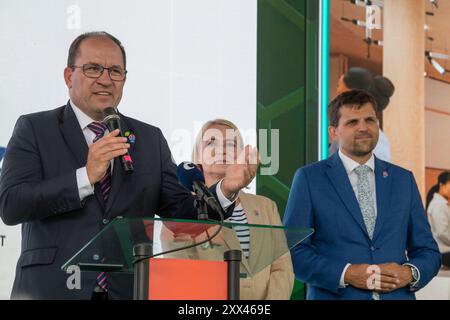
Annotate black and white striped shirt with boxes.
[227,203,250,259]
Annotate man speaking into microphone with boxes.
[0,31,258,300]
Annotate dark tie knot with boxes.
[87,122,108,142]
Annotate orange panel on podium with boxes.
[148,258,228,300]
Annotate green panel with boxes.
[306,0,320,164]
[257,0,320,300]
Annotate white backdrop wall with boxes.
[0,0,257,299]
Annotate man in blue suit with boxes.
[0,31,257,300]
[283,90,440,300]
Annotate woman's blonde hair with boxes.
[192,118,244,165]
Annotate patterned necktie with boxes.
[354,165,376,239]
[87,122,112,202]
[87,122,110,291]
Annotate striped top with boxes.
[227,203,250,260]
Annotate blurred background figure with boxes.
[331,67,395,162]
[192,119,294,300]
[426,171,450,268]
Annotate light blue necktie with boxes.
[354,165,376,239]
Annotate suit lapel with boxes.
[59,102,106,208]
[326,153,370,239]
[215,225,253,276]
[105,115,134,215]
[58,102,89,169]
[372,157,392,243]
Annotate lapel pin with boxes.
[383,171,389,178]
[254,210,259,217]
[124,131,136,144]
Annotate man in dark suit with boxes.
[283,90,440,300]
[0,31,258,300]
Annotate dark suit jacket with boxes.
[283,152,441,300]
[0,102,231,300]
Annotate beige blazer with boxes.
[159,191,294,300]
[237,191,294,300]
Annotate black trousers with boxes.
[442,252,450,268]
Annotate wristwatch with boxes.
[408,265,420,287]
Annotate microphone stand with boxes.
[132,181,241,300]
[193,184,209,220]
[192,183,214,248]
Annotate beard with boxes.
[351,136,377,157]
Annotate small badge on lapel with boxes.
[124,130,136,144]
[383,170,389,178]
[254,210,259,217]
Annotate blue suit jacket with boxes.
[283,152,441,300]
[0,103,231,300]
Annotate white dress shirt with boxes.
[70,101,234,208]
[71,101,103,201]
[338,150,377,217]
[338,150,377,289]
[428,192,450,254]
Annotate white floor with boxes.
[416,269,450,300]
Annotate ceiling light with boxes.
[429,0,438,8]
[428,52,450,60]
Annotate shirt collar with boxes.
[338,149,375,175]
[69,100,96,131]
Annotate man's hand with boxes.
[344,263,412,293]
[344,264,373,290]
[86,129,130,184]
[221,145,259,199]
[376,263,412,292]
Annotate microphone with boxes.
[102,107,134,174]
[133,163,226,266]
[176,161,224,219]
[176,161,205,192]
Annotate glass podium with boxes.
[62,216,313,300]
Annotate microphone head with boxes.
[103,107,118,117]
[176,161,205,192]
[102,107,121,131]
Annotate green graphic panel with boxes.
[257,0,320,300]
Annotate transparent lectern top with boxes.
[62,216,313,278]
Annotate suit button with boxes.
[370,246,376,251]
[102,219,109,225]
[93,254,100,261]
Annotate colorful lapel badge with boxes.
[383,170,389,178]
[124,130,136,144]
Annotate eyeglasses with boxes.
[71,64,127,81]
